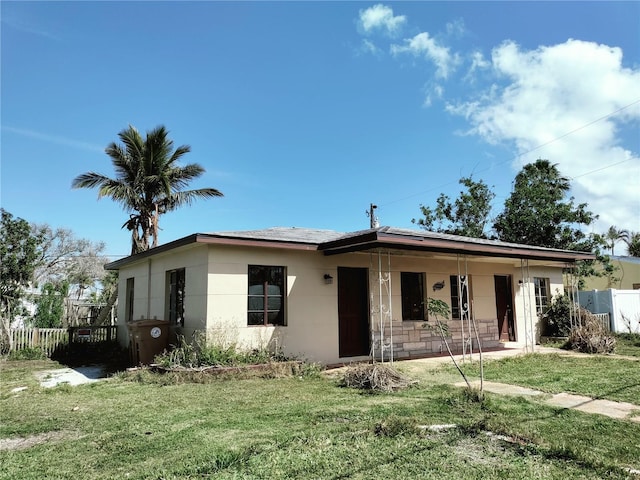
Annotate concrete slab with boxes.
[454,381,640,423]
[547,393,640,422]
[36,366,108,388]
[456,381,545,397]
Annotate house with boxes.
[579,255,640,291]
[105,226,594,365]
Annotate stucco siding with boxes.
[115,239,570,364]
[205,245,341,363]
[116,244,209,348]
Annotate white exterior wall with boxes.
[512,265,564,345]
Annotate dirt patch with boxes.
[0,430,80,451]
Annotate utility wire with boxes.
[379,98,640,208]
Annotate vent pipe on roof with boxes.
[367,203,379,229]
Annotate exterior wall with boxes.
[116,243,568,364]
[369,255,507,361]
[579,257,640,291]
[205,245,369,365]
[115,244,209,349]
[513,265,564,345]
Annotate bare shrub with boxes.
[341,363,416,392]
[566,316,616,354]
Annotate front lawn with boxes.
[451,353,640,404]
[614,333,640,358]
[1,354,639,479]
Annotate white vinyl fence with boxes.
[578,289,640,333]
[9,328,69,357]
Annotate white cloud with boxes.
[423,83,444,107]
[391,32,459,79]
[446,18,465,38]
[447,39,640,232]
[358,4,406,36]
[465,51,490,80]
[2,126,104,153]
[360,39,381,56]
[1,17,60,41]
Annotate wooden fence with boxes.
[9,326,118,357]
[10,328,68,357]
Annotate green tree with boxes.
[493,159,596,250]
[72,125,223,254]
[604,226,629,256]
[625,232,640,257]
[33,281,69,328]
[0,210,44,351]
[412,176,495,238]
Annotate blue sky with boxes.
[2,1,639,259]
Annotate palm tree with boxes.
[624,232,640,257]
[72,125,223,254]
[604,226,629,256]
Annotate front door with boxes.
[338,267,370,357]
[494,275,515,341]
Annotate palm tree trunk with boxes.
[95,289,118,326]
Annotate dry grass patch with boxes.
[0,430,81,451]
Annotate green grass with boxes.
[614,333,640,358]
[1,356,639,479]
[444,353,640,404]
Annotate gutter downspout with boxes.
[147,258,152,320]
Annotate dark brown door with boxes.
[494,275,515,341]
[338,267,370,357]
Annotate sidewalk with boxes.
[400,343,574,368]
[453,380,640,423]
[403,344,640,423]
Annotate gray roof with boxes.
[207,227,345,244]
[211,226,590,255]
[105,225,595,270]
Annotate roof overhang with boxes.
[319,230,595,263]
[105,227,596,270]
[105,233,320,270]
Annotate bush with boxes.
[566,317,616,354]
[154,331,289,368]
[541,294,572,337]
[8,347,46,360]
[341,363,416,392]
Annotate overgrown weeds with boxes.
[154,330,288,369]
[7,347,46,361]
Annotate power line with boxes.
[379,98,640,208]
[570,158,636,181]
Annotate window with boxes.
[450,275,470,320]
[248,265,286,326]
[125,277,135,322]
[534,277,550,314]
[167,268,185,326]
[401,272,425,320]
